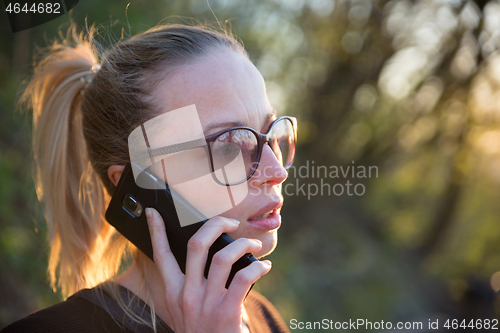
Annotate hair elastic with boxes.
[91,63,101,74]
[80,64,100,93]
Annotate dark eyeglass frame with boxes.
[138,116,297,186]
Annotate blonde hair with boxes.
[21,22,246,330]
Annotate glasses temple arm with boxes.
[135,138,207,161]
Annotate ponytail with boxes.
[21,27,127,296]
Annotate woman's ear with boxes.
[108,165,126,187]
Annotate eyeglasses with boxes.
[137,116,297,186]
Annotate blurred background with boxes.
[1,0,500,331]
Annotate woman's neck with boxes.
[115,261,174,327]
[114,260,250,331]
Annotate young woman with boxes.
[1,23,296,333]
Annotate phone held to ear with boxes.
[105,163,258,290]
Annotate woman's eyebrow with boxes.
[205,121,245,135]
[205,109,277,135]
[261,109,277,130]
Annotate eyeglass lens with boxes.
[210,117,295,185]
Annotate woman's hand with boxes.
[145,207,272,333]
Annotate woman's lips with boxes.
[247,209,281,231]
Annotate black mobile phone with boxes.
[105,163,258,289]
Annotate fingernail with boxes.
[254,239,262,246]
[145,208,153,221]
[263,260,272,267]
[232,219,240,225]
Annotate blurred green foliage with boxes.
[1,0,500,331]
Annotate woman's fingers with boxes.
[184,216,240,288]
[146,207,184,287]
[146,210,270,332]
[205,237,262,298]
[223,260,272,308]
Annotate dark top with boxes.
[1,283,290,333]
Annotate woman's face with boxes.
[151,50,288,258]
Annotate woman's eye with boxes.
[214,132,240,156]
[221,143,235,156]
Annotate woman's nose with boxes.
[252,144,288,185]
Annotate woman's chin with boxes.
[254,233,278,259]
[226,225,279,258]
